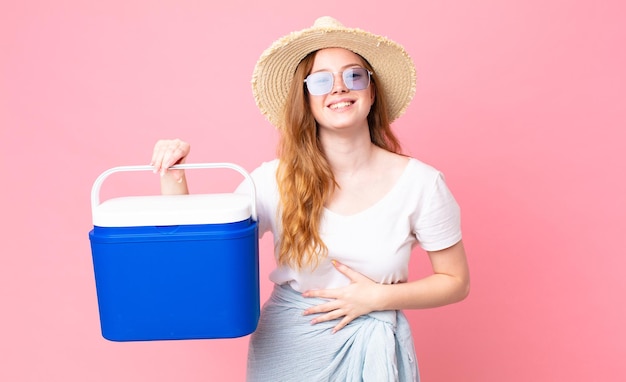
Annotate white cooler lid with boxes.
[92,193,252,227]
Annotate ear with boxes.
[370,83,376,105]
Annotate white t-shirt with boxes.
[236,158,461,292]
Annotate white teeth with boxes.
[329,101,352,110]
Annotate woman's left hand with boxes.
[302,260,380,333]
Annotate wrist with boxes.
[372,283,392,311]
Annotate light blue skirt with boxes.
[247,284,419,382]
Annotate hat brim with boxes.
[252,19,416,129]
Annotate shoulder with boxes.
[249,159,280,206]
[377,149,440,177]
[406,157,440,176]
[399,157,445,189]
[399,157,458,207]
[250,159,279,181]
[253,158,279,171]
[236,158,278,195]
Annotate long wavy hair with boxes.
[276,50,402,269]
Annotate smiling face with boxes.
[307,48,375,133]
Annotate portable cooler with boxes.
[88,163,259,341]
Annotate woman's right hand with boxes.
[151,138,191,194]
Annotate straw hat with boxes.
[251,16,417,129]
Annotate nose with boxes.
[331,72,348,94]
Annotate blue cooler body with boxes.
[88,164,260,342]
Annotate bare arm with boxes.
[375,240,470,310]
[303,240,470,332]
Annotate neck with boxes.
[320,128,377,175]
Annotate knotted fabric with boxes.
[247,284,419,381]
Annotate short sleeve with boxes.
[235,160,279,237]
[414,172,462,251]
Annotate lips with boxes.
[328,100,354,110]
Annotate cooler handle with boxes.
[91,163,257,221]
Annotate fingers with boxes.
[303,301,349,324]
[332,317,352,334]
[303,302,355,334]
[151,139,190,176]
[301,261,378,333]
[331,260,369,283]
[302,300,339,316]
[302,293,357,332]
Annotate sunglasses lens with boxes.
[343,68,370,91]
[304,68,371,95]
[305,72,333,95]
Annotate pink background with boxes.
[2,1,625,381]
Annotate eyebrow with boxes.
[309,63,364,74]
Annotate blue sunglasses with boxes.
[304,67,372,96]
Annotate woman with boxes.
[151,16,470,382]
